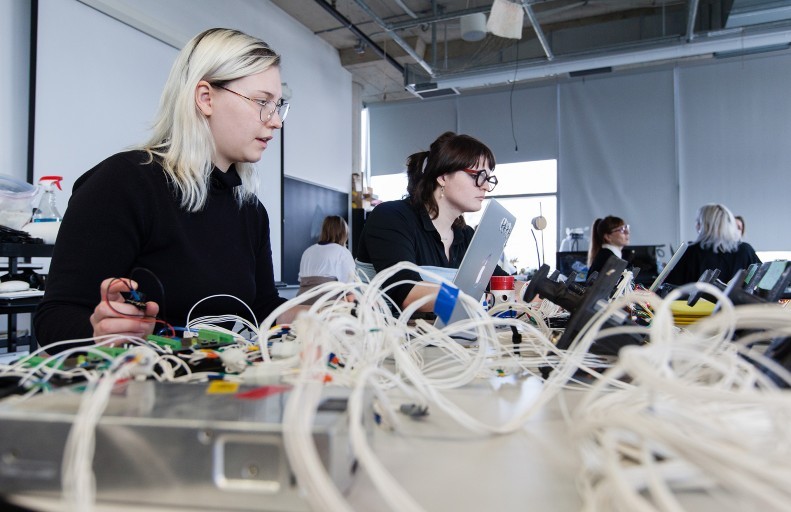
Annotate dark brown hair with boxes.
[405,131,495,227]
[318,215,348,245]
[588,215,626,266]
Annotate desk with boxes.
[4,380,732,512]
[0,243,54,352]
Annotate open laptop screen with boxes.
[649,242,689,292]
[434,199,516,330]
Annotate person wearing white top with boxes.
[298,216,355,299]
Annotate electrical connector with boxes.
[399,403,429,418]
[146,334,182,350]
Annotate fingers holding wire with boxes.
[91,277,161,340]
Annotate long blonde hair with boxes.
[695,203,741,253]
[142,28,281,211]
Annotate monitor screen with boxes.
[556,251,589,282]
[623,245,662,286]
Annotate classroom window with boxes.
[464,160,558,275]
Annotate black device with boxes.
[555,251,589,283]
[622,245,663,286]
[553,256,645,356]
[690,261,791,310]
[688,260,791,388]
[526,255,645,357]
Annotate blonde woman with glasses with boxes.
[36,28,294,353]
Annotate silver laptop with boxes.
[434,199,516,333]
[649,242,689,292]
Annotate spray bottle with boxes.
[24,176,63,244]
[32,176,63,223]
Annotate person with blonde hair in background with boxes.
[666,203,760,286]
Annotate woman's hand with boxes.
[90,278,160,342]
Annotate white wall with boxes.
[73,0,354,192]
[0,0,31,183]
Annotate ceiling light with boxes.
[460,13,487,42]
[487,0,524,39]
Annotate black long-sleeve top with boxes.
[356,198,505,308]
[664,241,761,286]
[34,151,286,352]
[588,247,621,276]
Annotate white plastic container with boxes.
[0,175,38,230]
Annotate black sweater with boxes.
[664,241,761,286]
[34,151,286,351]
[588,247,621,276]
[357,198,505,308]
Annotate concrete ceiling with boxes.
[270,0,791,104]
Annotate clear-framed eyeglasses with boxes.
[461,168,498,192]
[610,224,630,234]
[215,84,290,123]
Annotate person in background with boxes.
[356,131,505,312]
[35,28,296,353]
[735,215,745,238]
[665,204,761,286]
[297,215,355,298]
[588,216,630,276]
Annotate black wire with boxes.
[130,267,167,321]
[509,40,519,152]
[531,228,541,268]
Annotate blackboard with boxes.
[282,177,349,285]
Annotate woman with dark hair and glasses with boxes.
[356,131,504,312]
[665,203,760,286]
[35,28,296,353]
[588,216,630,276]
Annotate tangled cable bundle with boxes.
[570,284,791,512]
[3,264,791,511]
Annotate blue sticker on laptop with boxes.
[434,282,459,324]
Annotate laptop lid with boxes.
[434,199,516,330]
[648,242,689,292]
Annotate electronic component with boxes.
[0,381,368,511]
[120,290,147,310]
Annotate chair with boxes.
[297,276,338,305]
[354,259,377,283]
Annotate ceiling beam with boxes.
[312,0,405,74]
[436,23,791,89]
[352,0,435,76]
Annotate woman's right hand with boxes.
[90,278,160,341]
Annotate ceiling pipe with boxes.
[435,24,791,89]
[389,6,491,30]
[522,1,555,61]
[312,0,405,75]
[353,0,435,76]
[686,0,701,42]
[393,0,418,19]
